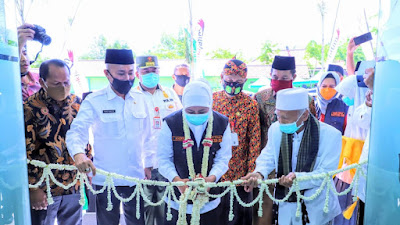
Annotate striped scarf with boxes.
[276,114,320,201]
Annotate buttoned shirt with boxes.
[254,121,342,225]
[66,85,155,186]
[136,84,182,168]
[24,88,92,196]
[212,91,261,181]
[158,119,232,214]
[335,75,369,140]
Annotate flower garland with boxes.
[177,112,214,225]
[25,159,368,225]
[182,112,214,179]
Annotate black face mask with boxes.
[107,70,134,95]
[21,71,29,77]
[175,75,190,87]
[223,80,244,96]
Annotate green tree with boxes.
[30,54,50,68]
[206,48,235,59]
[304,39,366,75]
[147,31,186,60]
[206,49,246,62]
[335,39,366,63]
[79,35,130,60]
[304,40,329,70]
[258,41,280,65]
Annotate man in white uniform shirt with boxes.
[158,79,232,224]
[134,55,182,225]
[66,49,153,225]
[242,88,342,225]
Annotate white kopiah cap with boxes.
[276,88,309,111]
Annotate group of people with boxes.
[19,22,374,225]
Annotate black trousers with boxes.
[163,203,223,225]
[220,186,253,225]
[94,185,144,225]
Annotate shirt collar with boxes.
[106,84,141,101]
[138,83,163,92]
[188,121,208,133]
[293,128,305,140]
[106,84,119,101]
[188,121,208,146]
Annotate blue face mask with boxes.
[185,113,209,126]
[279,112,304,134]
[141,72,159,88]
[342,96,355,106]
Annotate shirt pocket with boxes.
[98,113,124,138]
[131,111,147,131]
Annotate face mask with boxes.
[223,80,244,96]
[342,96,354,106]
[175,75,190,87]
[270,79,293,93]
[185,113,209,126]
[320,87,337,100]
[279,111,305,134]
[108,71,134,95]
[21,71,29,77]
[141,72,159,88]
[44,81,71,101]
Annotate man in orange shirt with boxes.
[212,58,261,225]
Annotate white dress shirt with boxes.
[158,118,232,214]
[254,121,342,225]
[66,85,155,186]
[136,84,182,169]
[336,75,369,140]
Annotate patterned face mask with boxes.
[223,80,244,96]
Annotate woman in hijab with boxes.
[315,72,349,134]
[158,79,232,225]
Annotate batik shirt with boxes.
[254,88,318,149]
[24,88,92,196]
[212,91,261,181]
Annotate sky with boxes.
[20,0,380,61]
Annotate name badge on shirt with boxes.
[231,133,239,146]
[103,110,116,114]
[153,107,162,129]
[153,117,162,129]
